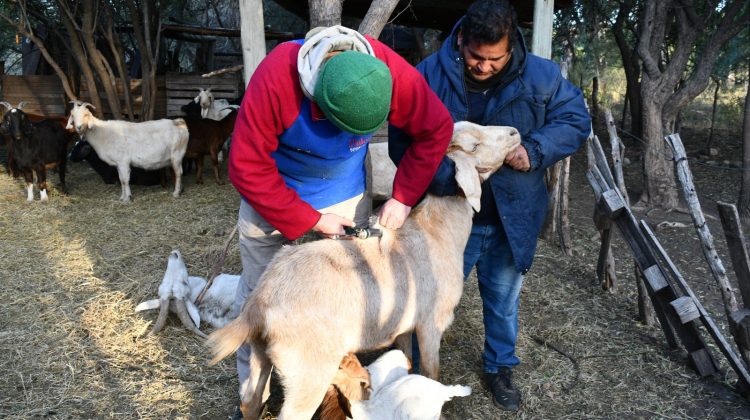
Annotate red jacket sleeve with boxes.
[369,37,454,206]
[228,42,321,240]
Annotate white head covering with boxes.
[297,25,376,100]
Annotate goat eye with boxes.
[471,144,479,152]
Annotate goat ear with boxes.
[453,154,482,212]
[84,111,95,129]
[185,300,201,327]
[135,299,161,312]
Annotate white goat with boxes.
[208,121,520,420]
[135,250,239,338]
[366,349,411,392]
[66,101,189,202]
[349,350,470,420]
[195,88,239,120]
[350,372,471,420]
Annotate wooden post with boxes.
[558,156,573,256]
[531,0,553,59]
[240,0,266,87]
[665,134,739,314]
[717,202,750,306]
[605,109,629,205]
[717,201,750,365]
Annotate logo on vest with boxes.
[349,136,369,152]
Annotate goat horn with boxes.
[81,102,96,110]
[0,101,11,111]
[174,299,208,339]
[17,101,26,110]
[147,298,171,336]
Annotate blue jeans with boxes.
[464,223,524,373]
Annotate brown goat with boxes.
[183,109,238,184]
[208,121,521,419]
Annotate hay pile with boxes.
[0,155,748,419]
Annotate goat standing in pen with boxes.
[183,108,238,184]
[1,101,69,201]
[66,101,189,202]
[208,121,520,419]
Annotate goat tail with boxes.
[206,308,259,365]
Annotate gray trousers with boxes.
[233,195,370,398]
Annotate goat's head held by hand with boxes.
[448,121,521,212]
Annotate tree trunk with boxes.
[612,0,642,138]
[705,77,721,153]
[82,0,122,119]
[640,97,680,208]
[127,0,160,120]
[358,0,400,38]
[309,0,343,28]
[103,7,135,121]
[240,0,266,87]
[55,0,103,113]
[739,61,750,221]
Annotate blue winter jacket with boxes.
[389,21,591,273]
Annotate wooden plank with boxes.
[717,201,750,307]
[600,189,625,219]
[670,296,700,324]
[730,309,750,349]
[643,265,668,292]
[689,348,720,377]
[589,134,618,190]
[640,220,750,389]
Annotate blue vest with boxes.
[272,98,372,209]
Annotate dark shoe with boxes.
[484,368,521,411]
[232,405,243,420]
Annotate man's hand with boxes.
[505,145,530,172]
[313,213,355,238]
[378,198,412,230]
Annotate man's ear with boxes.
[453,154,481,212]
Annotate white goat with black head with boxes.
[136,250,239,338]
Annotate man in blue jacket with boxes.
[390,0,591,412]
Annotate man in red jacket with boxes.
[227,25,453,416]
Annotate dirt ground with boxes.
[1,126,750,419]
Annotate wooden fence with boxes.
[0,72,243,119]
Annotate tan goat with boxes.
[208,121,521,419]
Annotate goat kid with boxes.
[136,250,240,339]
[327,350,470,420]
[207,121,520,419]
[1,101,68,201]
[66,101,189,202]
